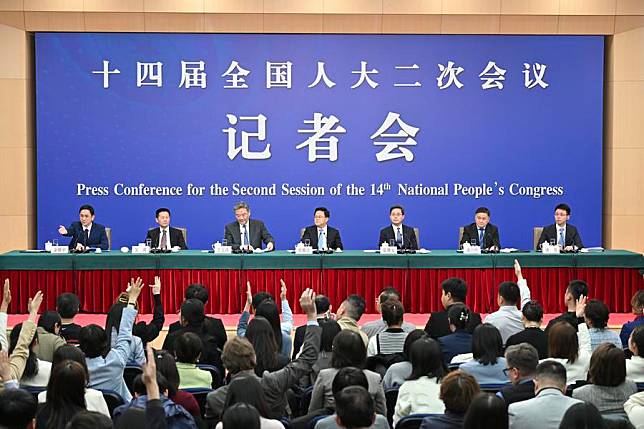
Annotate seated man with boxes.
[301,207,343,251]
[505,300,548,359]
[362,287,416,339]
[316,379,388,429]
[424,278,482,339]
[145,207,187,250]
[508,361,582,429]
[544,280,588,335]
[58,204,109,250]
[336,295,369,346]
[497,343,539,406]
[378,205,419,250]
[537,203,584,251]
[460,207,500,251]
[0,389,38,429]
[56,292,82,344]
[293,295,331,358]
[224,201,274,251]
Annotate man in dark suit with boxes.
[145,207,188,250]
[536,203,584,251]
[224,201,274,251]
[301,207,343,250]
[292,294,331,358]
[378,205,419,250]
[58,204,109,250]
[424,277,482,338]
[460,206,501,250]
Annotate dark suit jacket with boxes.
[460,222,501,249]
[62,221,109,250]
[378,224,419,250]
[505,327,548,359]
[224,219,274,250]
[424,305,482,339]
[537,223,583,250]
[163,321,224,371]
[168,316,227,351]
[146,227,188,249]
[301,225,343,250]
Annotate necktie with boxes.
[83,229,89,245]
[396,227,403,246]
[558,228,565,246]
[478,228,485,246]
[242,225,249,246]
[318,229,326,250]
[160,229,168,250]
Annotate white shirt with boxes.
[238,222,250,246]
[627,356,644,382]
[394,376,444,425]
[317,226,328,249]
[556,224,566,245]
[158,227,171,248]
[391,224,404,245]
[81,223,92,242]
[39,388,110,416]
[485,278,531,344]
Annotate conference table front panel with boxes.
[0,250,641,315]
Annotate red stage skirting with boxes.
[1,267,641,315]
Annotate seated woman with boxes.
[459,324,508,385]
[175,332,213,389]
[9,323,51,387]
[247,316,290,377]
[299,319,341,388]
[383,329,428,390]
[438,304,473,365]
[542,321,591,385]
[393,337,446,426]
[626,325,644,382]
[215,376,284,429]
[36,360,89,429]
[420,370,481,429]
[105,300,145,367]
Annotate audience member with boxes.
[544,321,591,384]
[627,326,644,382]
[625,391,644,429]
[0,279,10,352]
[438,304,473,365]
[299,318,341,388]
[620,290,644,350]
[154,349,201,418]
[508,360,582,429]
[293,294,332,358]
[105,301,146,366]
[174,332,213,389]
[419,370,480,429]
[36,360,88,429]
[0,388,38,429]
[583,299,622,351]
[215,376,284,429]
[424,278,482,339]
[9,323,51,387]
[335,294,369,346]
[462,393,508,429]
[572,343,638,413]
[335,386,377,429]
[485,260,531,344]
[545,280,588,335]
[383,329,427,389]
[65,412,113,429]
[559,402,608,429]
[309,330,386,415]
[459,323,508,384]
[393,337,446,425]
[362,287,416,339]
[131,275,166,348]
[56,292,82,344]
[221,403,261,429]
[498,343,539,405]
[247,316,290,377]
[505,300,548,358]
[367,299,408,357]
[34,310,66,362]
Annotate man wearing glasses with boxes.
[497,343,539,406]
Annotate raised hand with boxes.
[0,279,11,313]
[127,277,144,303]
[299,288,317,321]
[150,276,161,295]
[28,290,44,321]
[58,225,68,235]
[280,279,287,300]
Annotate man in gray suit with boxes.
[508,360,582,429]
[224,201,275,251]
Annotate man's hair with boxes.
[320,319,342,353]
[132,372,169,396]
[441,278,467,303]
[472,323,504,366]
[38,310,62,334]
[498,282,520,305]
[222,336,256,374]
[632,326,644,356]
[475,207,490,216]
[547,322,579,364]
[381,299,404,327]
[585,299,609,329]
[79,324,108,358]
[535,360,567,389]
[221,403,261,429]
[233,201,250,212]
[632,290,644,314]
[332,366,369,395]
[66,411,113,429]
[331,330,367,369]
[379,287,402,305]
[185,283,209,304]
[79,204,95,215]
[314,207,330,218]
[566,280,589,301]
[174,332,203,364]
[0,389,38,429]
[343,295,366,321]
[555,203,571,215]
[56,292,81,319]
[155,207,171,218]
[588,343,626,387]
[181,299,205,325]
[389,205,405,215]
[335,386,375,429]
[522,300,543,322]
[504,343,539,376]
[315,295,331,315]
[440,370,480,413]
[252,292,274,311]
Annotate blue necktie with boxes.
[242,225,249,246]
[478,228,484,246]
[558,228,565,246]
[396,227,403,247]
[318,229,326,250]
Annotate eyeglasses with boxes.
[503,367,515,376]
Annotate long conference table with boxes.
[0,250,642,316]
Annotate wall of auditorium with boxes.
[0,0,642,253]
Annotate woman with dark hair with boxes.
[309,330,386,415]
[9,322,51,387]
[35,310,66,362]
[37,345,109,416]
[65,411,113,429]
[383,329,427,389]
[459,323,507,384]
[462,393,508,429]
[438,304,473,365]
[572,342,637,412]
[221,403,261,429]
[105,302,146,366]
[174,332,213,389]
[393,338,446,425]
[246,316,289,377]
[215,376,283,429]
[153,349,201,418]
[420,370,481,429]
[559,402,607,429]
[36,360,87,429]
[300,318,341,387]
[543,321,591,384]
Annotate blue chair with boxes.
[123,365,142,396]
[479,383,510,393]
[637,382,644,392]
[308,414,328,429]
[20,385,46,402]
[98,389,126,417]
[396,413,435,429]
[181,387,214,418]
[196,363,223,389]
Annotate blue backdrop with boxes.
[36,33,604,250]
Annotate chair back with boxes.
[177,227,187,246]
[396,414,435,429]
[413,227,420,247]
[98,389,125,417]
[123,365,142,396]
[181,387,214,418]
[533,227,544,250]
[196,363,224,389]
[479,383,510,394]
[105,227,112,250]
[458,227,464,246]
